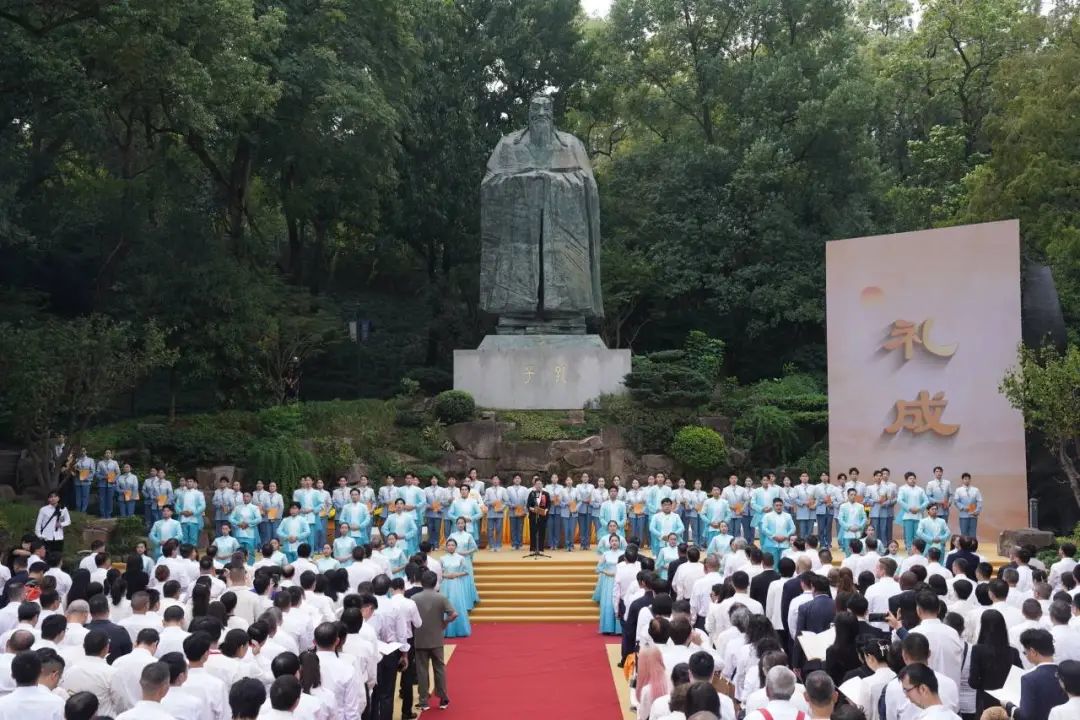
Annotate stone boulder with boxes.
[0,484,15,502]
[697,416,733,437]
[346,462,371,485]
[445,421,503,459]
[196,466,243,489]
[562,448,596,469]
[600,426,628,449]
[81,518,120,549]
[998,528,1055,557]
[641,454,675,474]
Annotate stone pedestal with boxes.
[454,335,631,409]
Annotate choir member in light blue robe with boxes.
[383,500,420,557]
[338,489,372,545]
[441,540,472,638]
[750,480,778,541]
[595,536,623,634]
[73,451,95,513]
[706,521,734,558]
[276,502,311,562]
[177,479,206,547]
[149,505,184,559]
[229,492,262,565]
[383,534,408,578]
[626,481,647,545]
[333,526,357,566]
[815,476,843,550]
[897,473,928,551]
[656,533,680,580]
[760,498,796,565]
[915,504,950,554]
[316,548,340,574]
[701,490,730,549]
[134,542,155,574]
[264,482,285,546]
[95,450,120,518]
[252,481,271,546]
[953,474,983,538]
[115,465,140,518]
[837,489,868,556]
[212,525,240,558]
[596,521,627,554]
[447,487,482,546]
[648,499,685,556]
[448,517,479,609]
[598,488,627,535]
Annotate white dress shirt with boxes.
[315,650,364,720]
[119,612,164,642]
[116,700,178,720]
[910,618,964,686]
[672,562,705,601]
[259,692,330,720]
[765,577,787,631]
[1052,624,1080,663]
[1049,558,1076,589]
[112,647,160,710]
[883,672,958,720]
[61,654,121,716]
[914,705,961,720]
[787,591,813,635]
[744,685,810,715]
[155,625,191,658]
[690,571,724,621]
[0,655,14,697]
[708,593,764,638]
[1048,696,1080,720]
[745,699,805,720]
[0,685,65,719]
[184,667,230,720]
[162,686,208,720]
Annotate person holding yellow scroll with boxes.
[688,479,707,545]
[116,463,140,518]
[722,473,751,541]
[954,473,982,538]
[263,481,284,543]
[425,474,451,547]
[506,474,529,550]
[483,476,508,552]
[574,473,596,551]
[626,478,647,544]
[95,449,120,518]
[74,449,95,513]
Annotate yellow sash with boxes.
[106,472,116,484]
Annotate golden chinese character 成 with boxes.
[882,318,958,360]
[883,390,960,436]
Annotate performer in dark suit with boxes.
[794,574,837,668]
[749,554,779,609]
[1007,628,1068,720]
[526,476,552,552]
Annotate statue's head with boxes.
[528,94,554,137]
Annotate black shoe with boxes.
[439,700,450,709]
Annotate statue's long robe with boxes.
[480,129,604,320]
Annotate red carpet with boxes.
[436,623,622,720]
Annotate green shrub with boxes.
[433,390,475,424]
[411,465,445,482]
[312,437,357,478]
[394,408,427,428]
[258,404,306,438]
[109,516,149,557]
[683,330,725,382]
[624,356,711,407]
[793,442,829,478]
[670,426,728,474]
[246,439,319,499]
[734,405,801,463]
[405,367,453,395]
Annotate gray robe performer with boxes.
[480,95,604,334]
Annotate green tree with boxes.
[1000,344,1080,509]
[0,316,175,491]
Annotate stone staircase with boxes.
[471,554,600,623]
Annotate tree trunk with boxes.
[1059,442,1080,514]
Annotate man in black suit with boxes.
[794,574,836,667]
[750,551,779,609]
[781,558,814,638]
[666,543,689,588]
[620,572,658,664]
[526,476,551,552]
[85,593,133,662]
[1006,628,1068,720]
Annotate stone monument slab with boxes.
[454,335,630,410]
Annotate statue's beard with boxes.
[530,118,553,141]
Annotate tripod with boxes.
[523,510,551,559]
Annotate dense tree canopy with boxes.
[1,0,1078,431]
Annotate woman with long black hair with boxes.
[968,609,1023,718]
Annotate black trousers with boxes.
[44,540,64,555]
[371,649,401,720]
[530,514,548,551]
[398,640,417,716]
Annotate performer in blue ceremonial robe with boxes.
[441,539,472,638]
